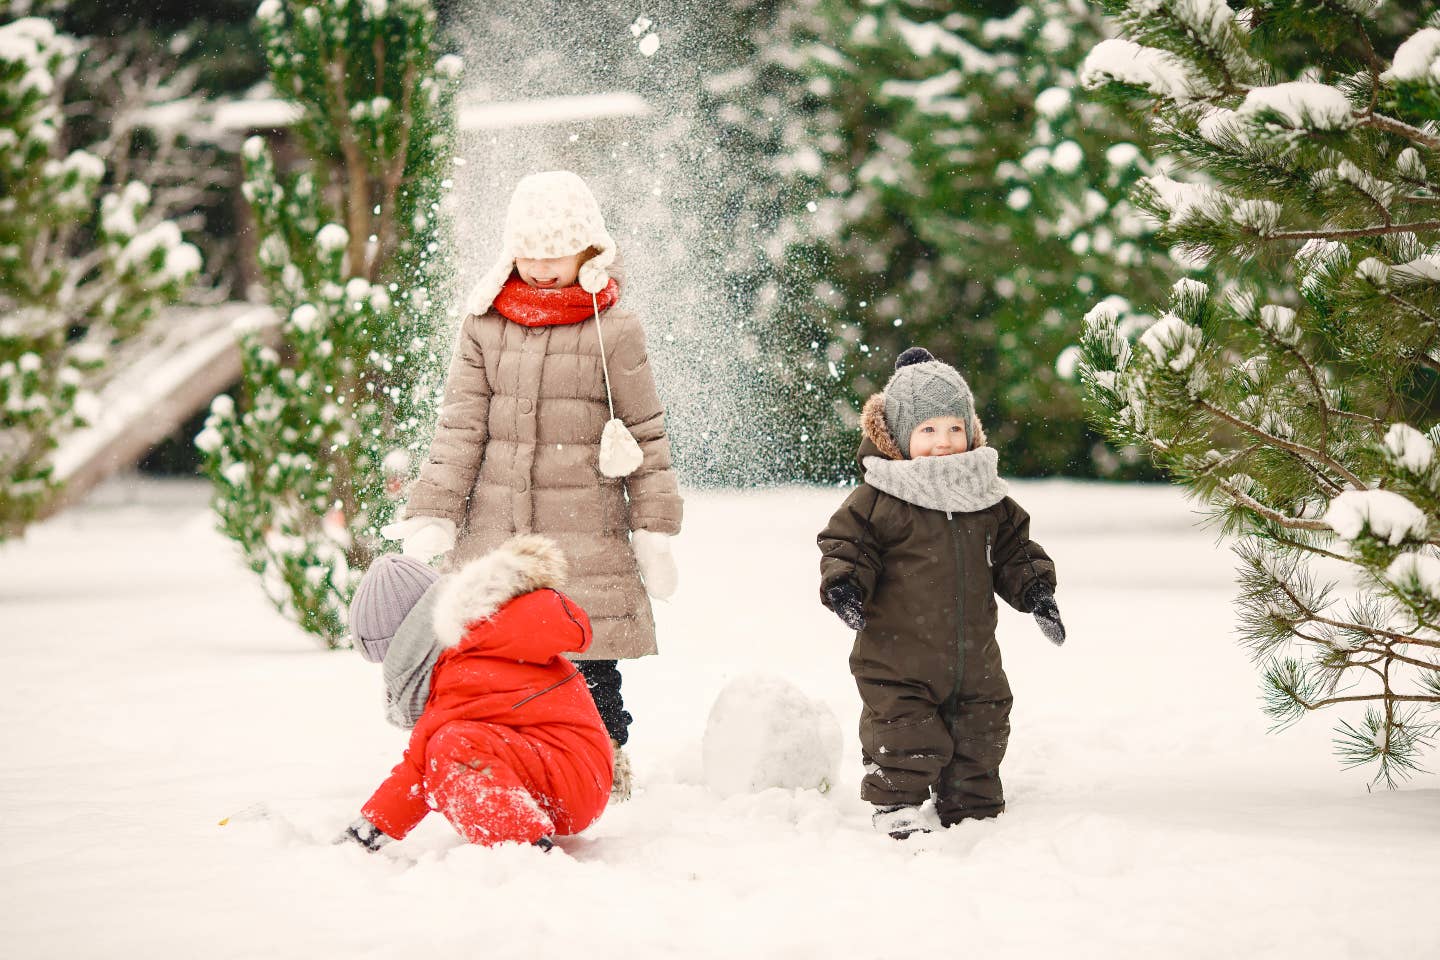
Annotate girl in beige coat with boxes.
[382,171,683,800]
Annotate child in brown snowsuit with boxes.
[817,347,1064,839]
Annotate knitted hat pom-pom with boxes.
[895,346,935,370]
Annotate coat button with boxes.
[518,477,529,492]
[518,398,534,415]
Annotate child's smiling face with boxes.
[515,251,586,290]
[908,416,969,458]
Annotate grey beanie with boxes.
[883,347,976,457]
[349,554,440,663]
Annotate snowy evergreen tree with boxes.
[198,0,459,646]
[1076,0,1440,786]
[0,16,202,540]
[730,0,1173,479]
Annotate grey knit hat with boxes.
[349,554,440,663]
[883,347,977,458]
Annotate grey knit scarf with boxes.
[862,446,1009,514]
[382,585,443,729]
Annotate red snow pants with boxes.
[424,720,602,845]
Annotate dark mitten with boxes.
[335,815,391,852]
[1023,582,1066,646]
[823,581,867,631]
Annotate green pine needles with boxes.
[1076,0,1440,786]
[198,0,459,646]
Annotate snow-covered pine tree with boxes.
[1076,0,1440,786]
[0,16,202,540]
[740,0,1172,478]
[198,0,459,646]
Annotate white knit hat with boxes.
[464,170,618,317]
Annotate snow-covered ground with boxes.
[2,479,1436,959]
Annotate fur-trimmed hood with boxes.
[860,392,988,462]
[432,534,569,648]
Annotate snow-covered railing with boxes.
[205,92,650,135]
[47,303,279,516]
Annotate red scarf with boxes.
[492,274,620,327]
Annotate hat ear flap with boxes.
[578,232,616,294]
[465,255,515,316]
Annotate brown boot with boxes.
[610,739,633,802]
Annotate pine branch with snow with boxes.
[0,17,202,541]
[198,0,458,647]
[1075,2,1440,787]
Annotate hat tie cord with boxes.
[592,290,618,421]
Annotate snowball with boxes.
[638,33,660,57]
[1325,489,1427,546]
[1386,551,1440,599]
[1239,82,1353,130]
[1383,28,1440,84]
[1384,423,1435,474]
[701,674,841,797]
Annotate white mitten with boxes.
[632,529,678,600]
[380,516,456,561]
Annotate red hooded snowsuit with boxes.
[362,536,613,845]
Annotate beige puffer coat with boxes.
[404,269,682,659]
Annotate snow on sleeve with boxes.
[1382,28,1440,84]
[1238,82,1354,130]
[1325,489,1428,546]
[1080,38,1213,101]
[701,674,841,797]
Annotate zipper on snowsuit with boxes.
[950,514,966,702]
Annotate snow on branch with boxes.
[1325,489,1428,546]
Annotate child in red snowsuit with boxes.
[338,535,613,850]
